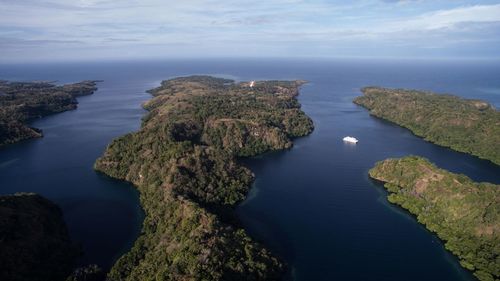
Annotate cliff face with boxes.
[0,80,98,146]
[0,193,79,281]
[95,76,314,280]
[354,87,500,165]
[369,156,499,281]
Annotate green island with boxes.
[354,87,500,165]
[369,156,499,281]
[94,76,314,280]
[0,80,98,146]
[0,193,79,281]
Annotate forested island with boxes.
[0,193,105,281]
[0,80,98,146]
[0,193,79,281]
[94,76,313,280]
[354,87,500,165]
[369,156,499,281]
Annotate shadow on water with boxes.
[0,59,499,279]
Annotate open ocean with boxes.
[1,58,499,280]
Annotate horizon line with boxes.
[2,55,500,65]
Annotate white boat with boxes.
[343,136,358,143]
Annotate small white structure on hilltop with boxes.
[249,81,255,88]
[343,136,358,144]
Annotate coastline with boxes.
[0,80,99,147]
[94,76,314,280]
[354,87,500,166]
[369,156,499,281]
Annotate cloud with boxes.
[381,0,419,2]
[0,37,83,48]
[394,4,500,30]
[0,0,499,61]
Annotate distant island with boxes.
[369,156,499,281]
[0,80,98,146]
[95,76,313,280]
[354,87,500,165]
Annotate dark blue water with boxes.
[0,59,499,279]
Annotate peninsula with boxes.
[369,156,499,281]
[354,87,500,165]
[0,80,98,146]
[95,76,314,280]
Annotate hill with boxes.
[354,87,500,165]
[0,193,79,281]
[369,156,499,281]
[95,76,314,280]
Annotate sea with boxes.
[0,58,499,280]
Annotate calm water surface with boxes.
[0,59,499,279]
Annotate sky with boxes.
[1,0,500,62]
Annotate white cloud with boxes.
[0,0,499,61]
[388,4,500,30]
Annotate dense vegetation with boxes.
[0,193,79,281]
[66,264,106,281]
[0,80,98,146]
[95,76,314,280]
[354,87,500,165]
[369,156,499,281]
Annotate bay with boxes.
[0,58,498,279]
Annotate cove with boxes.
[0,62,153,268]
[1,59,499,279]
[235,58,500,281]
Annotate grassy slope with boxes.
[369,156,499,281]
[0,80,98,146]
[354,87,500,165]
[94,76,314,280]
